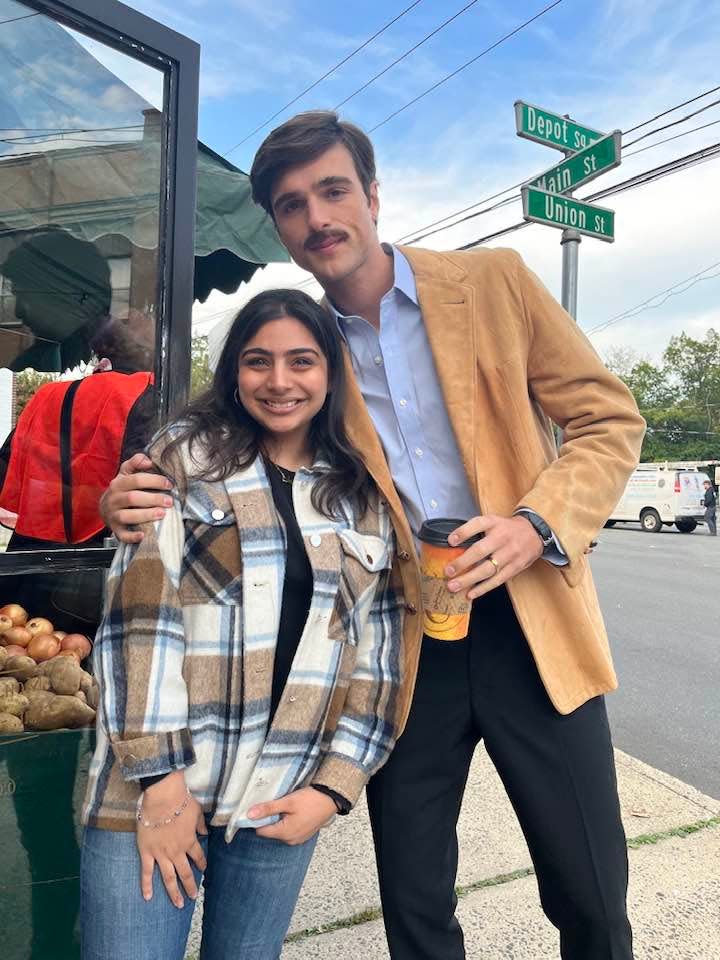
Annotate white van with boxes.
[606,466,707,533]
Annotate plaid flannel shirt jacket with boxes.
[82,439,405,841]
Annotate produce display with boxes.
[0,604,97,733]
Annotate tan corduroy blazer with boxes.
[342,245,646,722]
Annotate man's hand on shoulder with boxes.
[100,452,174,544]
[444,514,544,601]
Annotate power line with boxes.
[333,0,482,112]
[393,181,522,245]
[0,12,40,26]
[457,140,720,249]
[224,0,425,156]
[623,97,720,148]
[585,264,720,336]
[397,89,720,246]
[367,0,564,133]
[624,118,720,158]
[623,85,720,136]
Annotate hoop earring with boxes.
[233,387,241,406]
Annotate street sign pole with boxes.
[560,126,579,320]
[561,227,580,319]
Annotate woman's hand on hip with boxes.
[247,787,337,845]
[136,771,208,908]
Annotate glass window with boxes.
[0,0,165,575]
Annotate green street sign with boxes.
[514,101,604,152]
[521,186,615,242]
[529,131,622,195]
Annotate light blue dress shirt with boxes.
[333,246,566,563]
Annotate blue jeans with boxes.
[81,825,317,960]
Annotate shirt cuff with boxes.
[515,509,568,567]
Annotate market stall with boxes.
[0,2,284,957]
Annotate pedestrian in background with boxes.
[703,479,716,535]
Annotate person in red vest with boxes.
[0,312,155,628]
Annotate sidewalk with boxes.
[187,748,720,958]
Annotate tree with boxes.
[605,330,720,462]
[190,335,213,399]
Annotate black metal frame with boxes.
[0,0,199,576]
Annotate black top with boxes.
[704,486,717,509]
[265,460,314,724]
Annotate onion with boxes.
[1,626,32,648]
[0,615,13,634]
[27,617,55,638]
[27,634,61,662]
[60,634,93,660]
[0,603,28,626]
[3,644,30,657]
[53,631,67,641]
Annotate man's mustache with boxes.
[304,230,348,251]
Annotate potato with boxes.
[0,712,23,733]
[23,676,52,693]
[0,692,29,717]
[79,670,95,694]
[74,690,87,704]
[0,677,20,697]
[24,693,96,730]
[0,646,9,666]
[85,684,99,710]
[24,689,54,707]
[46,657,82,696]
[2,655,38,682]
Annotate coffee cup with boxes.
[418,518,482,641]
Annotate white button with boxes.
[430,499,438,509]
[374,355,383,365]
[211,509,225,520]
[415,448,423,457]
[399,398,408,407]
[288,696,297,703]
[310,534,322,547]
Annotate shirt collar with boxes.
[329,244,418,332]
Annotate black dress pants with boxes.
[367,586,633,959]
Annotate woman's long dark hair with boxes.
[160,288,371,519]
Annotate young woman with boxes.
[80,289,405,960]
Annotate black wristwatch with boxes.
[523,513,554,549]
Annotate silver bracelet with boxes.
[136,785,192,829]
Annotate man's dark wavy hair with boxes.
[160,288,371,519]
[250,110,376,218]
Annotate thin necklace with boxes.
[271,461,293,484]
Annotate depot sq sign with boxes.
[514,101,621,242]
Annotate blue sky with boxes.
[9,0,720,362]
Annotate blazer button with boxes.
[405,602,418,615]
[310,534,322,547]
[211,509,225,521]
[397,550,411,561]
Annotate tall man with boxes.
[103,111,645,959]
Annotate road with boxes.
[589,521,720,799]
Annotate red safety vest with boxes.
[0,371,153,543]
